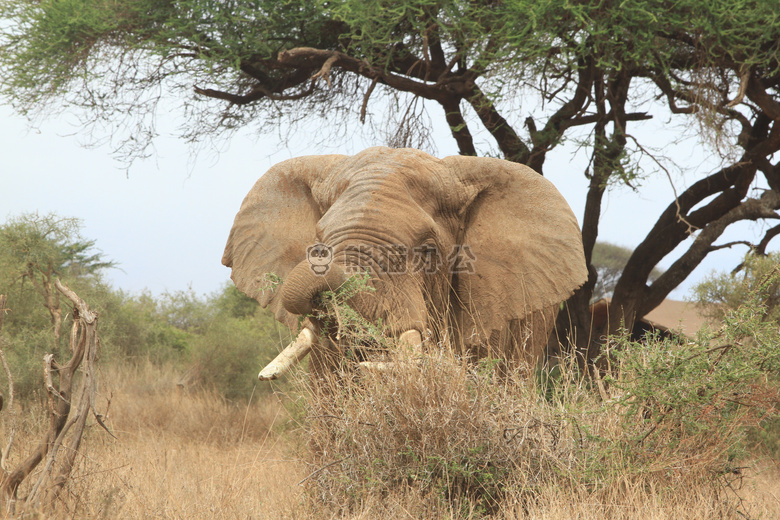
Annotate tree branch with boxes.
[746,74,780,120]
[708,240,756,253]
[527,55,596,172]
[617,115,780,297]
[1,280,104,511]
[757,223,780,255]
[643,190,780,314]
[277,47,446,101]
[194,82,315,104]
[466,86,530,164]
[440,97,476,156]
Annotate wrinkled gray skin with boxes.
[223,147,587,374]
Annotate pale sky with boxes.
[1,101,773,300]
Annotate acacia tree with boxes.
[1,0,779,362]
[0,213,115,350]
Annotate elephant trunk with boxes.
[281,260,348,316]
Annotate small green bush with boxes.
[186,310,288,400]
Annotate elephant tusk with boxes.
[358,330,424,372]
[258,327,317,381]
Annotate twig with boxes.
[709,240,755,253]
[626,133,697,235]
[298,457,348,486]
[360,77,379,124]
[682,343,734,363]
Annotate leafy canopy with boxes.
[0,212,116,287]
[3,0,779,155]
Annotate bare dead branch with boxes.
[1,280,108,512]
[0,296,15,474]
[708,240,756,253]
[0,345,14,474]
[43,354,68,407]
[311,54,339,88]
[54,279,95,323]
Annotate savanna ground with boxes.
[4,349,780,520]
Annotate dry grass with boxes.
[0,357,778,519]
[1,362,308,519]
[298,347,780,519]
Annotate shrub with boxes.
[295,271,780,518]
[186,311,287,400]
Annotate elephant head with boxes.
[222,147,587,379]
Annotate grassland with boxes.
[1,353,778,519]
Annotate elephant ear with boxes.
[222,155,346,329]
[443,156,588,343]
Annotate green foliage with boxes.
[311,271,390,356]
[2,0,779,347]
[213,283,260,319]
[690,254,780,458]
[186,310,283,400]
[6,0,778,88]
[0,213,118,398]
[0,213,286,402]
[0,212,115,287]
[100,284,287,399]
[605,265,780,468]
[2,0,778,154]
[693,252,780,325]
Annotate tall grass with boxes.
[1,353,777,519]
[0,361,305,518]
[1,276,779,518]
[294,281,780,518]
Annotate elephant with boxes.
[222,147,588,380]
